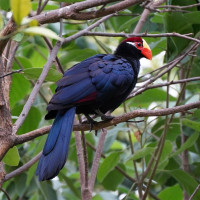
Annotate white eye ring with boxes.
[126,42,136,47]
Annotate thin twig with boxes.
[143,76,200,90]
[155,3,200,9]
[84,32,200,44]
[189,184,200,200]
[0,69,23,79]
[63,13,115,44]
[37,0,42,14]
[13,41,62,134]
[0,188,10,200]
[39,0,49,13]
[43,37,65,74]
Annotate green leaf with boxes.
[166,169,200,200]
[102,164,125,191]
[163,13,193,55]
[128,147,155,161]
[130,88,176,107]
[158,184,183,200]
[184,11,200,24]
[182,119,200,131]
[0,0,10,11]
[12,33,24,42]
[171,132,199,157]
[152,118,180,141]
[23,27,63,41]
[10,0,31,25]
[158,140,173,169]
[26,162,37,186]
[39,182,57,200]
[15,56,33,69]
[23,68,62,82]
[0,13,3,30]
[10,73,31,108]
[97,152,121,182]
[3,146,20,166]
[15,174,27,196]
[145,140,173,170]
[12,105,42,135]
[119,16,140,32]
[60,173,81,198]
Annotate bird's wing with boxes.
[89,55,135,103]
[47,54,135,111]
[47,55,104,111]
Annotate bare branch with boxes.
[89,129,107,191]
[141,76,200,90]
[74,130,86,190]
[155,3,200,9]
[13,41,62,133]
[84,32,200,44]
[14,100,200,144]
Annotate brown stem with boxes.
[78,115,89,188]
[13,100,200,145]
[89,129,107,191]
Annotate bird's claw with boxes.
[83,114,97,132]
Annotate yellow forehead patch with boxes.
[142,39,151,50]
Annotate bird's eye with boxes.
[137,43,142,47]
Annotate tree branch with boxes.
[12,41,62,133]
[83,32,200,44]
[89,129,107,191]
[13,100,200,145]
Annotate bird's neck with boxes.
[114,42,142,60]
[114,42,141,75]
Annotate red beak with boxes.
[141,48,152,60]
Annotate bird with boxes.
[36,37,152,181]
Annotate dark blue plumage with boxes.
[36,107,75,181]
[36,37,152,181]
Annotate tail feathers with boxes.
[36,107,76,181]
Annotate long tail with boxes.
[36,107,76,181]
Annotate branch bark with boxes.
[13,100,200,145]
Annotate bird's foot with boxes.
[101,114,114,121]
[94,109,114,121]
[83,114,97,132]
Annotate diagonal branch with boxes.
[14,100,200,145]
[13,41,62,133]
[4,152,42,181]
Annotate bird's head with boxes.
[115,37,152,60]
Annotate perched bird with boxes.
[36,37,152,181]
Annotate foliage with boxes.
[1,0,200,200]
